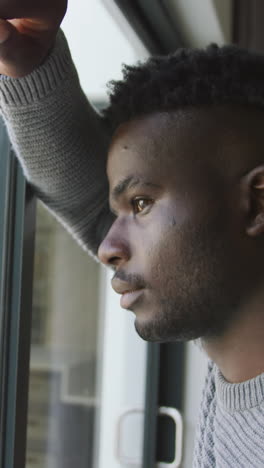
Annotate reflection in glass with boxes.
[26,202,101,468]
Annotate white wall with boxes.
[61,0,147,101]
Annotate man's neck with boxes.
[202,304,264,383]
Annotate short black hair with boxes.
[103,44,264,131]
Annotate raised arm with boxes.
[0,0,115,255]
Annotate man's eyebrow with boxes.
[111,176,161,202]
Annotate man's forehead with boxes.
[107,108,220,174]
[109,111,195,165]
[109,113,169,155]
[108,104,264,149]
[109,109,201,148]
[107,105,264,190]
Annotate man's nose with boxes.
[98,229,130,268]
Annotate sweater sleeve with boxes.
[0,29,115,256]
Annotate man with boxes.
[0,2,263,466]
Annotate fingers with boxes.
[0,19,55,77]
[0,0,68,77]
[0,18,11,43]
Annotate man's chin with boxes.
[134,324,167,342]
[131,299,216,342]
[134,315,199,343]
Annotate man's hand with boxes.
[0,0,68,78]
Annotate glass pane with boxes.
[26,202,101,468]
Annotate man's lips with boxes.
[120,289,144,309]
[111,278,145,309]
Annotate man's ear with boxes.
[243,165,264,237]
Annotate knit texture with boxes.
[193,361,264,467]
[0,29,114,256]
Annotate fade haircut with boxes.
[103,44,264,131]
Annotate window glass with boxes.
[26,202,101,468]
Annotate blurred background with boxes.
[1,1,263,468]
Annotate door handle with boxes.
[156,406,183,468]
[115,406,183,467]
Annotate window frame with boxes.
[0,122,36,468]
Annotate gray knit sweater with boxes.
[193,361,264,467]
[0,31,264,467]
[0,30,114,256]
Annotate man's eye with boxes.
[131,198,153,214]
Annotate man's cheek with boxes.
[145,230,179,288]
